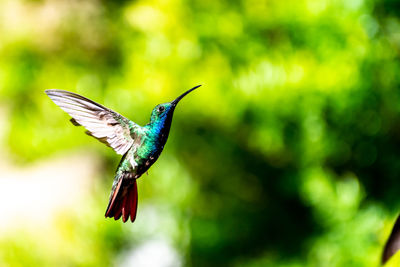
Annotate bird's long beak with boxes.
[171,85,201,106]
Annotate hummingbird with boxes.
[45,85,200,223]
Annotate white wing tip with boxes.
[45,89,72,96]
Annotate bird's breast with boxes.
[136,134,165,161]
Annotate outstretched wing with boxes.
[45,89,139,155]
[382,214,400,264]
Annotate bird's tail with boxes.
[105,175,138,223]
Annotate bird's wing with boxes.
[382,214,400,264]
[45,89,139,155]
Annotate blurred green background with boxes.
[0,0,400,266]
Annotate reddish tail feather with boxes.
[105,179,138,223]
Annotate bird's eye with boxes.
[158,106,165,113]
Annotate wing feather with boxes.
[382,214,400,264]
[45,89,139,155]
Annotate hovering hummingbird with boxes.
[45,85,200,223]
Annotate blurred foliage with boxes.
[1,0,400,266]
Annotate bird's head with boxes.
[150,85,201,124]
